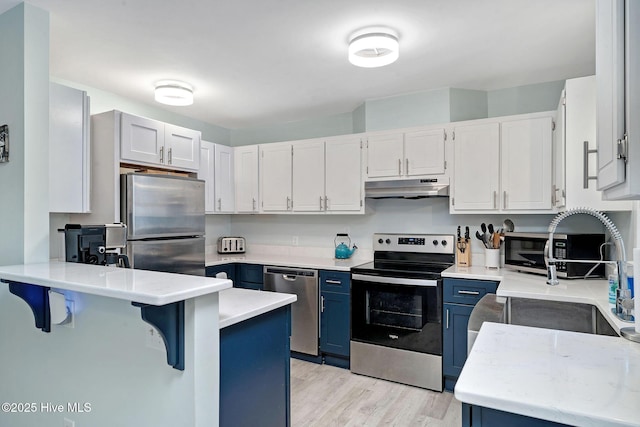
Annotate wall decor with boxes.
[0,124,8,163]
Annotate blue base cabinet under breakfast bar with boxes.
[443,278,498,391]
[220,305,291,427]
[319,270,350,368]
[462,403,570,427]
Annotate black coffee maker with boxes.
[64,223,130,268]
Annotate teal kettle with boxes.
[335,233,357,259]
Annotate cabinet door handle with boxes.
[168,148,172,164]
[325,279,342,285]
[321,295,325,313]
[159,146,164,163]
[406,158,409,175]
[583,140,598,189]
[252,198,256,211]
[446,308,450,329]
[286,196,291,210]
[398,159,402,176]
[324,196,328,211]
[320,196,323,211]
[458,290,480,295]
[503,191,507,209]
[218,198,222,211]
[493,191,497,209]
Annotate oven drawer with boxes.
[443,278,498,305]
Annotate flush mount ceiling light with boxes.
[154,81,194,106]
[348,30,399,68]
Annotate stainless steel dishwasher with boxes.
[263,266,319,356]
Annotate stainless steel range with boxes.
[350,233,455,392]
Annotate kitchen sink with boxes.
[506,297,618,336]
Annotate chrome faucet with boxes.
[544,207,632,322]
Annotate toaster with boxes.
[217,236,246,254]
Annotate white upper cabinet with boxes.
[552,89,566,209]
[404,129,446,176]
[500,117,552,210]
[597,0,640,199]
[366,128,446,179]
[451,122,500,211]
[49,82,91,213]
[260,142,293,212]
[120,112,200,172]
[325,135,363,212]
[559,76,631,211]
[234,145,259,213]
[198,141,215,213]
[214,144,235,213]
[292,139,325,212]
[366,132,404,178]
[451,114,554,213]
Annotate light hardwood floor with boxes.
[290,359,462,426]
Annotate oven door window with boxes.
[351,279,442,355]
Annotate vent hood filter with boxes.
[365,178,450,199]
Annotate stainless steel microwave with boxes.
[503,232,606,278]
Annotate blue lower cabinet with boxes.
[443,303,473,391]
[205,264,237,282]
[220,306,291,427]
[463,403,570,427]
[236,263,264,290]
[319,270,350,368]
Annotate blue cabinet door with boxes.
[236,263,264,290]
[205,264,237,283]
[320,291,350,357]
[443,303,473,379]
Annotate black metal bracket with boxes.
[132,300,185,371]
[2,280,51,332]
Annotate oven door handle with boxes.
[351,274,439,287]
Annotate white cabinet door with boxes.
[120,113,164,166]
[234,145,259,213]
[165,124,200,171]
[366,133,404,178]
[404,128,446,176]
[49,83,90,213]
[501,117,552,210]
[214,144,235,213]
[198,141,215,214]
[325,136,363,212]
[452,123,500,211]
[260,143,292,212]
[596,0,626,191]
[552,89,566,209]
[292,140,325,212]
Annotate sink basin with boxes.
[506,297,618,337]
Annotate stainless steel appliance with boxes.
[121,173,205,276]
[263,266,319,355]
[350,233,455,391]
[503,232,605,278]
[63,223,130,267]
[217,236,246,254]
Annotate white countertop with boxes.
[455,322,640,427]
[0,262,232,305]
[443,265,631,333]
[218,288,297,329]
[206,252,370,272]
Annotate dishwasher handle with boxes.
[282,274,298,281]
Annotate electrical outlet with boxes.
[64,418,75,427]
[145,327,165,351]
[62,299,75,328]
[292,236,299,246]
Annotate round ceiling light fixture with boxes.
[348,30,399,68]
[154,81,194,106]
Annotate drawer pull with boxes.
[325,279,342,285]
[458,290,480,295]
[446,308,450,329]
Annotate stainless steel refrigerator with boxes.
[121,173,205,276]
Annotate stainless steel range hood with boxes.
[365,178,450,199]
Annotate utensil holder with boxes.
[457,242,471,267]
[485,248,500,269]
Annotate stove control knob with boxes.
[441,240,448,246]
[385,239,391,244]
[378,238,384,244]
[432,239,439,246]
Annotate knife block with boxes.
[456,241,471,267]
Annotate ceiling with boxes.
[1,0,595,129]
